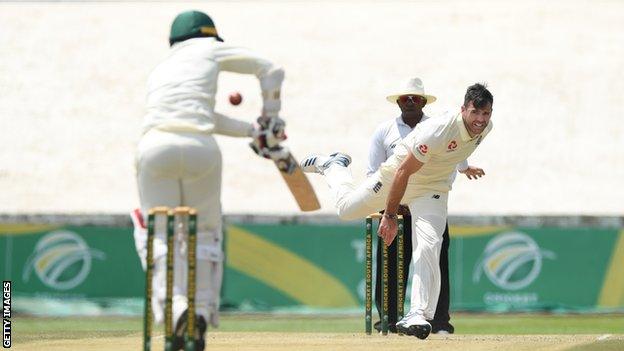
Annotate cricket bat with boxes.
[273,152,321,212]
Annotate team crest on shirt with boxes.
[447,140,457,152]
[417,144,428,155]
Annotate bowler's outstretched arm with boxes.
[378,152,423,245]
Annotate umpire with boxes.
[367,78,455,334]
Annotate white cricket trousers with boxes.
[324,165,387,220]
[407,193,448,320]
[324,164,448,320]
[136,129,223,327]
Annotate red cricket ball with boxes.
[229,92,242,106]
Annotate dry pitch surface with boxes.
[11,315,624,350]
[13,333,624,351]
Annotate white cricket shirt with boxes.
[368,114,468,183]
[379,112,492,195]
[366,115,421,176]
[142,37,278,135]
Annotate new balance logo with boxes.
[432,194,440,199]
[373,182,383,193]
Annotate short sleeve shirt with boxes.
[366,116,427,176]
[379,112,493,195]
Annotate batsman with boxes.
[132,10,287,350]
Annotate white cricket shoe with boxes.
[396,312,432,340]
[300,153,351,175]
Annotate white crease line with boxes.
[596,334,612,341]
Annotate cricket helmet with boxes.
[169,10,224,46]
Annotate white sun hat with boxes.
[386,77,437,105]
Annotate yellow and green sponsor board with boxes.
[1,220,622,313]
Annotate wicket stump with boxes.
[144,206,198,351]
[365,213,405,336]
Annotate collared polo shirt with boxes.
[379,111,492,196]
